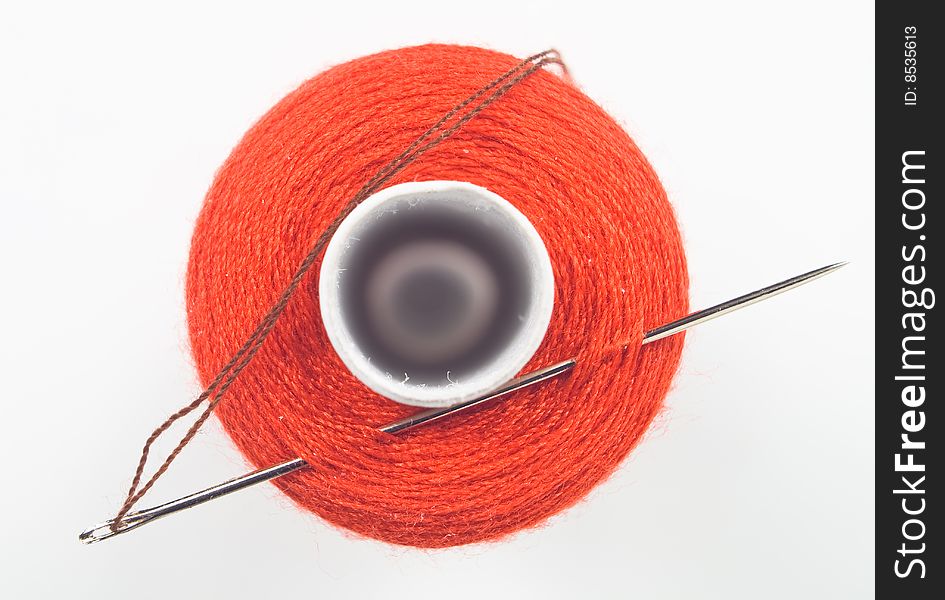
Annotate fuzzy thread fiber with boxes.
[186,44,689,547]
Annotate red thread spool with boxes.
[187,44,688,547]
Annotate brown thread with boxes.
[112,49,565,529]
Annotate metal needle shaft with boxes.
[80,262,846,544]
[642,262,848,343]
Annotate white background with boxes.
[0,1,874,598]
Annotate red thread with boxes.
[186,44,688,547]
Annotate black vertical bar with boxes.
[876,1,940,596]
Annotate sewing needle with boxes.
[79,261,846,543]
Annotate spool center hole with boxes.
[337,202,531,387]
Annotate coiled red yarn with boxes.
[186,44,688,547]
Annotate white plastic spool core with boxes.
[319,181,555,408]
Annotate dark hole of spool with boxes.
[337,201,532,387]
[392,268,472,336]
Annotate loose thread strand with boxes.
[112,49,564,529]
